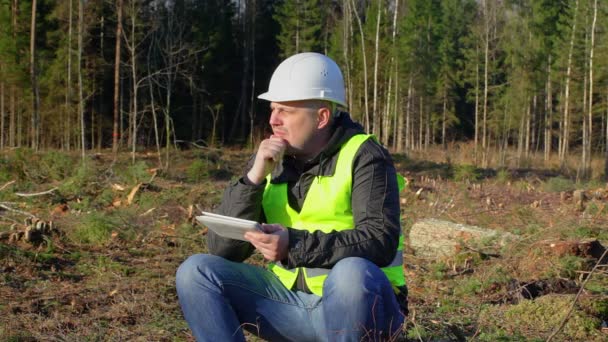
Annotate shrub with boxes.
[496,168,511,184]
[557,255,588,279]
[186,159,209,183]
[40,151,76,181]
[69,212,118,245]
[453,164,481,182]
[123,161,151,184]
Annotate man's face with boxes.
[269,101,323,157]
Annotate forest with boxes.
[0,0,608,175]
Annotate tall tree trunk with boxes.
[405,77,412,151]
[148,77,162,168]
[425,97,430,149]
[474,43,480,164]
[129,1,138,164]
[418,96,423,150]
[442,88,447,149]
[65,0,73,151]
[605,86,608,180]
[248,0,257,148]
[582,65,588,178]
[517,103,525,166]
[0,81,4,149]
[342,0,353,111]
[559,0,579,166]
[528,97,533,157]
[482,0,490,167]
[383,73,391,146]
[78,0,85,163]
[112,0,123,154]
[232,1,251,142]
[396,80,403,152]
[30,0,40,150]
[9,87,15,147]
[586,0,597,178]
[392,69,399,150]
[9,0,17,147]
[350,0,369,130]
[544,58,552,161]
[390,0,399,150]
[372,0,381,137]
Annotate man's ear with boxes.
[317,107,331,129]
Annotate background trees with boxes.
[0,0,607,177]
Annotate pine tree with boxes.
[274,0,325,57]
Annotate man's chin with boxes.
[285,145,303,157]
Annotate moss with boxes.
[479,295,603,341]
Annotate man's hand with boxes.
[246,135,286,185]
[244,224,289,262]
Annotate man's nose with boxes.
[269,110,281,125]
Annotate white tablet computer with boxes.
[195,211,263,241]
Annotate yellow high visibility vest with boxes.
[262,134,405,296]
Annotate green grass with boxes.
[68,212,119,245]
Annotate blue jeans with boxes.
[176,254,405,342]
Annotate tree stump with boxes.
[408,219,517,258]
[573,190,586,211]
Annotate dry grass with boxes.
[1,146,607,341]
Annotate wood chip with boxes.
[127,183,142,205]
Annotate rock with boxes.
[409,219,518,258]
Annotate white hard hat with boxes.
[258,52,347,107]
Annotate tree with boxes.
[274,0,325,57]
[112,0,122,154]
[557,0,579,166]
[29,0,40,150]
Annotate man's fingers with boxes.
[261,224,284,233]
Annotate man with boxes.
[176,52,407,341]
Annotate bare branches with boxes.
[0,203,36,218]
[15,187,58,197]
[0,180,16,192]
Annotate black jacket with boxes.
[208,112,402,288]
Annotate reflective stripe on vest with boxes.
[262,134,405,296]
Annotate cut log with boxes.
[408,219,518,258]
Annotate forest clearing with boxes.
[0,146,606,341]
[1,0,608,340]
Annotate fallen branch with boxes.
[15,187,58,197]
[0,203,36,218]
[463,245,501,258]
[546,247,608,342]
[0,180,16,192]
